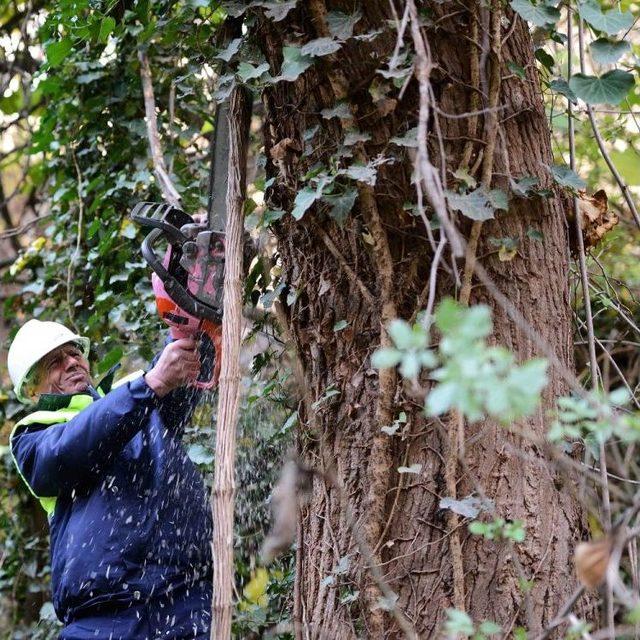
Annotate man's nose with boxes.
[64,354,81,370]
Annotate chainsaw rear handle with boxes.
[131,210,190,246]
[140,227,223,324]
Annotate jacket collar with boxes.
[34,364,121,411]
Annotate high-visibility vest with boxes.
[9,371,143,517]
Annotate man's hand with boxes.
[144,338,200,398]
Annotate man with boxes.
[6,319,213,639]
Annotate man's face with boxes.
[33,343,92,396]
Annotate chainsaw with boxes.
[131,102,230,390]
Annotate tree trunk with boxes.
[252,2,591,636]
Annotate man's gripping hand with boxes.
[144,337,200,398]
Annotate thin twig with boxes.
[316,227,374,304]
[138,50,181,208]
[65,148,83,334]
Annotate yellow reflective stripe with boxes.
[9,425,57,518]
[112,370,144,389]
[10,407,83,518]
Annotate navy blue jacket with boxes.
[10,352,213,623]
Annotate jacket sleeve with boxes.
[10,376,157,497]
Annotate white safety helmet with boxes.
[7,319,90,403]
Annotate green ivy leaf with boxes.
[578,0,634,35]
[510,0,560,27]
[479,621,502,636]
[333,319,348,331]
[301,37,342,57]
[274,46,313,82]
[341,163,377,185]
[371,347,403,369]
[426,382,457,416]
[324,188,357,224]
[549,78,578,103]
[343,131,371,146]
[535,48,554,71]
[507,61,526,80]
[550,164,586,190]
[97,346,123,374]
[46,38,73,67]
[446,187,507,221]
[187,443,214,465]
[326,9,362,39]
[511,175,539,197]
[291,186,319,220]
[569,70,635,105]
[261,0,298,21]
[215,38,242,62]
[237,61,270,82]
[98,16,116,43]
[444,609,475,637]
[390,126,419,148]
[590,38,631,65]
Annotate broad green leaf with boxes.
[444,609,475,636]
[390,126,419,148]
[291,186,319,220]
[446,188,500,221]
[275,46,313,82]
[569,70,635,105]
[578,0,634,35]
[261,0,298,21]
[97,346,123,374]
[511,175,539,196]
[98,16,116,43]
[487,189,508,211]
[549,78,578,103]
[301,37,342,57]
[324,188,357,224]
[388,319,414,349]
[237,61,270,82]
[590,38,631,65]
[507,60,526,80]
[399,352,421,378]
[426,381,457,415]
[343,131,371,146]
[371,347,403,369]
[46,38,73,67]
[187,444,214,464]
[510,0,560,27]
[550,164,586,190]
[326,9,362,39]
[215,38,242,62]
[333,319,348,331]
[479,621,502,635]
[535,48,554,71]
[342,163,377,185]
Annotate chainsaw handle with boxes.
[131,213,189,247]
[141,228,222,323]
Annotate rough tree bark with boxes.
[250,1,591,637]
